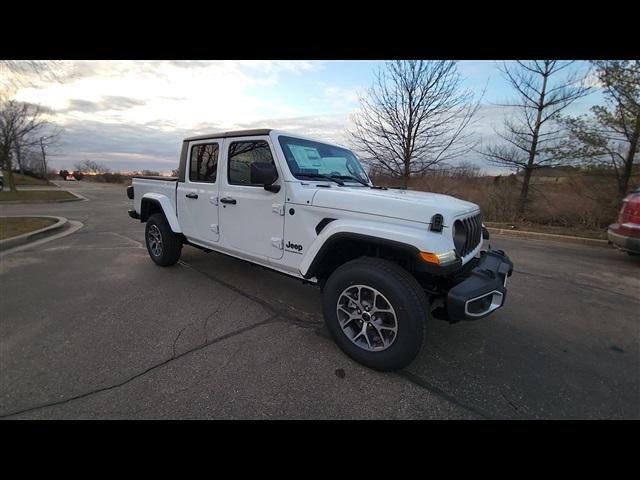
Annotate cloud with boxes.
[14,61,306,127]
[8,60,340,172]
[48,113,356,172]
[50,120,190,172]
[310,83,361,109]
[103,96,147,110]
[64,99,102,113]
[62,96,147,113]
[236,113,355,146]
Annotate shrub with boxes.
[371,167,626,232]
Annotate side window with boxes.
[189,143,219,183]
[227,140,276,186]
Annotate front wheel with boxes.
[145,213,182,266]
[322,257,428,371]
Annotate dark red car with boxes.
[608,187,640,255]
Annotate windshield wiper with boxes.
[332,175,371,187]
[298,173,345,186]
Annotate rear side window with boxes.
[228,140,275,186]
[190,143,219,183]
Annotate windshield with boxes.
[278,135,370,185]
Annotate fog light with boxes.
[467,295,492,314]
[464,290,504,317]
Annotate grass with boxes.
[0,190,77,203]
[0,217,57,240]
[484,221,608,240]
[11,173,50,186]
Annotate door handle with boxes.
[185,193,198,199]
[220,197,237,205]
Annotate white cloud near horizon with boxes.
[14,61,320,129]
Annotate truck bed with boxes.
[132,176,178,181]
[132,177,178,217]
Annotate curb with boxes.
[0,216,68,251]
[487,227,609,248]
[0,192,85,204]
[68,190,88,201]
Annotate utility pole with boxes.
[39,137,48,179]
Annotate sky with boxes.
[3,60,602,174]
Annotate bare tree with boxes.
[480,61,591,216]
[349,61,480,188]
[11,124,62,179]
[562,60,639,199]
[15,145,39,175]
[73,159,111,175]
[0,61,63,95]
[0,100,53,191]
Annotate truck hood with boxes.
[311,186,479,226]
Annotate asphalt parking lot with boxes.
[1,181,639,419]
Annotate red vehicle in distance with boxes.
[608,187,640,255]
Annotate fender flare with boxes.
[301,219,441,276]
[140,193,182,233]
[299,218,458,279]
[301,231,421,279]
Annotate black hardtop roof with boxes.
[183,129,272,142]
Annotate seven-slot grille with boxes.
[460,212,483,257]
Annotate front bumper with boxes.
[446,249,514,322]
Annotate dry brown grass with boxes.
[371,169,638,236]
[0,190,77,202]
[0,217,57,240]
[12,173,50,186]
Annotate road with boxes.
[1,181,638,419]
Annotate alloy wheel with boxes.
[336,284,398,352]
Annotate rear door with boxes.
[176,139,221,245]
[218,136,285,259]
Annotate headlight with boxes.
[419,249,457,266]
[453,219,466,254]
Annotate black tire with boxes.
[322,257,428,371]
[145,213,182,266]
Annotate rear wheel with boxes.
[145,213,182,266]
[322,257,428,371]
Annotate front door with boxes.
[176,140,221,245]
[218,136,285,259]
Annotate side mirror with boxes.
[250,162,280,192]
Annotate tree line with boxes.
[350,60,639,217]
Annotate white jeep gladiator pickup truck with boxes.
[128,129,513,371]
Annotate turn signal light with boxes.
[420,250,457,265]
[419,252,440,264]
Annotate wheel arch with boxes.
[302,232,421,281]
[140,193,182,233]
